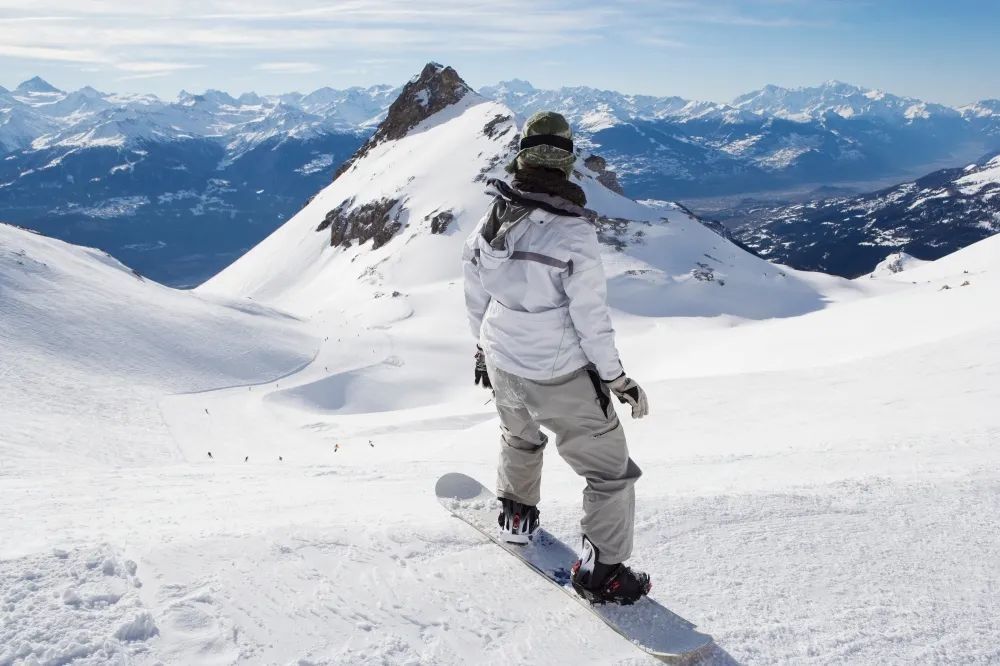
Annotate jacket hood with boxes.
[486,178,587,218]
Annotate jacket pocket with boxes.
[592,418,621,438]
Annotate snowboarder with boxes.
[463,111,651,605]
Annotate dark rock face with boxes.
[475,117,519,183]
[590,215,649,251]
[692,262,724,285]
[427,210,454,234]
[314,63,479,251]
[318,197,405,249]
[483,114,513,139]
[583,154,624,195]
[334,63,472,180]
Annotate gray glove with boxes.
[606,374,649,419]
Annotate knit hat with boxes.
[506,110,576,176]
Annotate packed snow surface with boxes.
[2,89,999,665]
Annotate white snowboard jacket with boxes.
[462,179,625,382]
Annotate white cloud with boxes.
[116,61,203,73]
[117,71,175,81]
[0,0,615,66]
[255,61,323,74]
[0,44,107,63]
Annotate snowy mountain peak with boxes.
[202,89,239,106]
[15,76,62,94]
[333,62,474,179]
[176,88,238,108]
[822,79,865,92]
[489,79,537,96]
[961,99,1000,118]
[76,85,104,98]
[237,91,265,105]
[395,62,473,118]
[731,80,957,122]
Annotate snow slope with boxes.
[2,77,999,664]
[0,223,314,472]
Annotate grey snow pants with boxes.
[488,362,642,564]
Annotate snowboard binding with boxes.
[497,497,539,544]
[571,536,651,606]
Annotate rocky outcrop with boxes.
[426,210,454,234]
[333,63,473,180]
[316,197,405,249]
[583,155,624,195]
[475,116,519,183]
[589,215,651,251]
[483,114,513,140]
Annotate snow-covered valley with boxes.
[2,65,998,665]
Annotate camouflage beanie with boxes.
[506,110,576,177]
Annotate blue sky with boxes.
[1,0,997,105]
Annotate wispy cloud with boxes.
[618,0,834,29]
[117,71,176,81]
[255,61,323,74]
[115,61,203,73]
[0,0,853,97]
[0,44,107,63]
[0,0,616,70]
[634,34,686,49]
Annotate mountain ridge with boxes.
[4,72,999,286]
[725,152,1000,277]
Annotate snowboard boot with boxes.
[497,496,539,544]
[570,535,651,606]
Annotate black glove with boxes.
[474,346,492,390]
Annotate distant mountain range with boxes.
[483,79,1000,200]
[721,153,1000,277]
[2,74,999,285]
[0,77,394,285]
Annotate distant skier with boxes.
[463,111,651,605]
[207,451,213,459]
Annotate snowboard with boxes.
[435,472,714,663]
